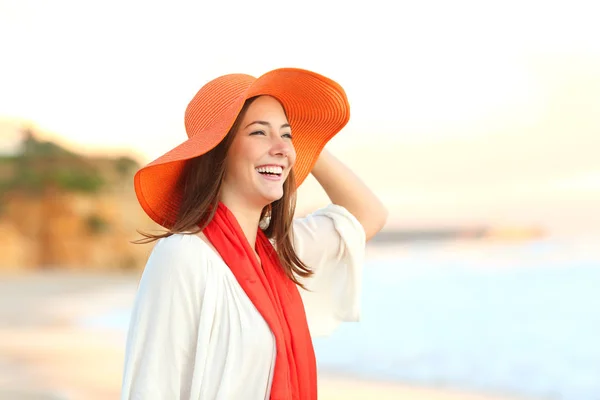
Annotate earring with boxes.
[259,216,270,230]
[259,204,272,230]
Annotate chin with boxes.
[263,192,284,204]
[255,187,283,205]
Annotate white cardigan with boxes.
[121,204,366,400]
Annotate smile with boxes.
[255,165,283,176]
[255,165,284,181]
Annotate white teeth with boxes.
[256,166,283,175]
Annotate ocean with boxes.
[83,237,600,400]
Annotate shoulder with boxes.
[303,203,361,222]
[290,204,365,269]
[144,233,211,280]
[293,203,365,239]
[152,233,206,259]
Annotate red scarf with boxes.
[202,202,317,400]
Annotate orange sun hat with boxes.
[134,68,351,229]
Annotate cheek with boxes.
[227,143,254,175]
[224,154,247,181]
[288,147,297,167]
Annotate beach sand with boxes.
[0,271,532,400]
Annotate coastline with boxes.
[0,271,537,400]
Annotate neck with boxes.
[219,199,263,249]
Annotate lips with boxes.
[257,171,282,181]
[255,165,284,177]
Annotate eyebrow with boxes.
[244,120,291,130]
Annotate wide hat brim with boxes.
[134,68,350,229]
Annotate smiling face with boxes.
[220,96,297,209]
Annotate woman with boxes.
[121,68,388,399]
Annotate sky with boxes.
[1,0,599,234]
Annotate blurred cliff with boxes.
[0,123,154,271]
[0,120,547,272]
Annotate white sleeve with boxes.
[292,204,366,337]
[120,235,208,400]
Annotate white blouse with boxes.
[121,204,366,400]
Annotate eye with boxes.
[282,133,293,139]
[250,130,266,136]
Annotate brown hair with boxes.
[134,97,313,285]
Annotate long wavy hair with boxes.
[134,96,312,285]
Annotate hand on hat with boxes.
[310,149,388,241]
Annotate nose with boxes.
[269,136,292,158]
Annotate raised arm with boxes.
[310,149,388,241]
